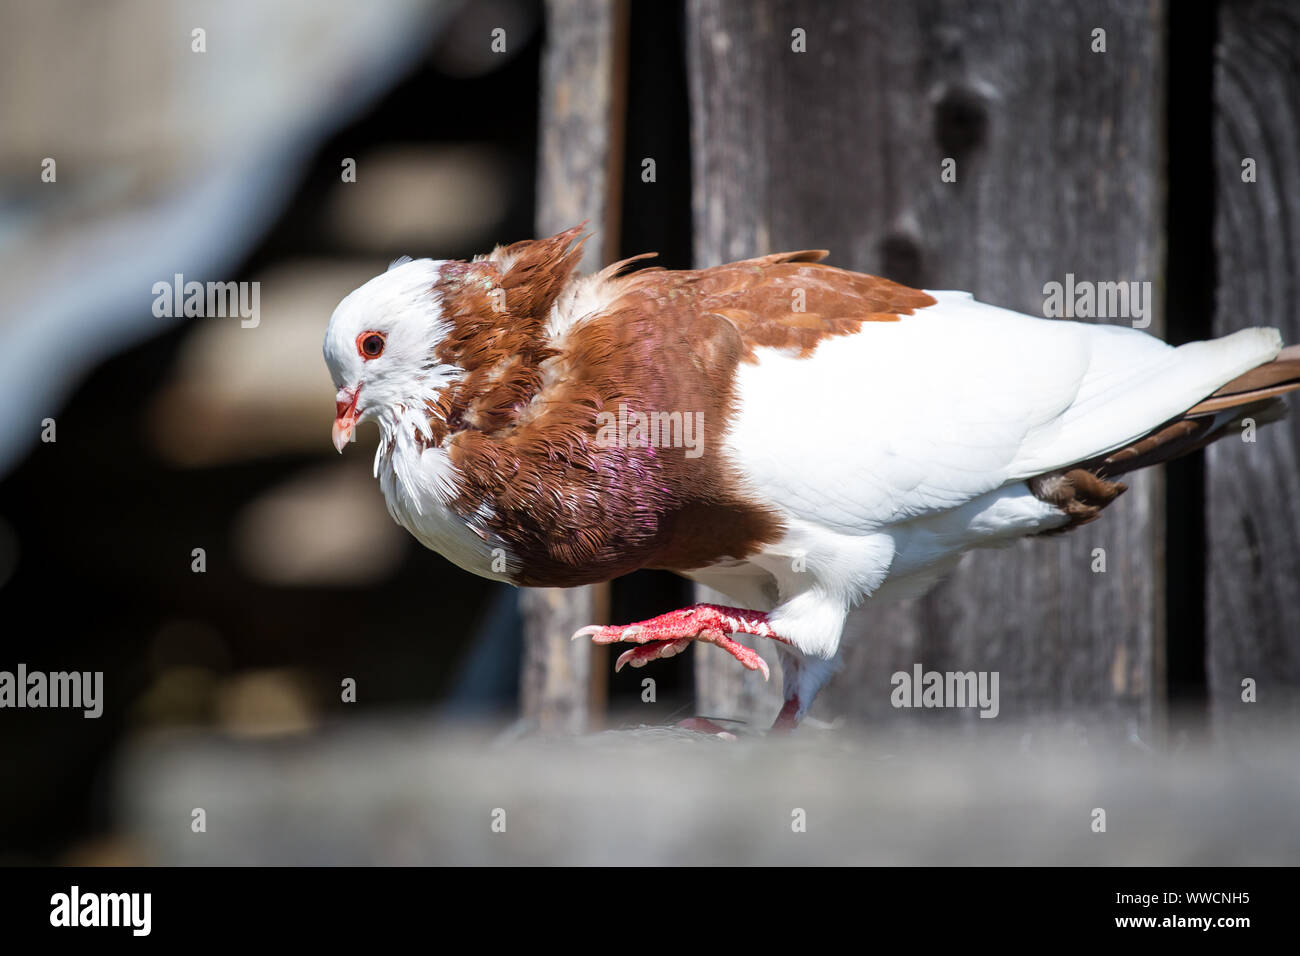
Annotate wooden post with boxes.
[1207,0,1300,744]
[688,0,1167,736]
[520,0,628,732]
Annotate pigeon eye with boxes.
[357,331,386,360]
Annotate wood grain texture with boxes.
[1207,0,1300,743]
[536,0,628,264]
[522,0,627,731]
[688,0,1167,735]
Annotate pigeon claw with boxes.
[613,637,693,672]
[574,604,786,680]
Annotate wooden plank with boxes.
[1207,0,1300,745]
[521,0,627,732]
[689,0,1167,735]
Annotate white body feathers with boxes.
[703,293,1280,679]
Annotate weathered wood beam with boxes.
[1207,0,1300,746]
[521,0,628,732]
[689,0,1167,737]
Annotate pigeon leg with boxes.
[572,604,789,680]
[769,647,841,732]
[771,697,802,733]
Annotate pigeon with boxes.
[323,226,1300,730]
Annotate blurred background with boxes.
[1,0,1297,865]
[0,0,698,863]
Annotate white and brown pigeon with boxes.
[323,226,1300,730]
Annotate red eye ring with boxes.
[356,331,386,360]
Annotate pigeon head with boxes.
[323,257,462,454]
[323,227,589,457]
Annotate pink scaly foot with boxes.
[572,604,790,681]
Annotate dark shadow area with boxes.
[1164,0,1218,723]
[607,0,697,718]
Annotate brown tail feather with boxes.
[1185,344,1300,416]
[1091,398,1285,479]
[1031,345,1299,527]
[1090,345,1300,478]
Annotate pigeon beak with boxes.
[333,385,361,453]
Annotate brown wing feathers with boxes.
[680,252,936,361]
